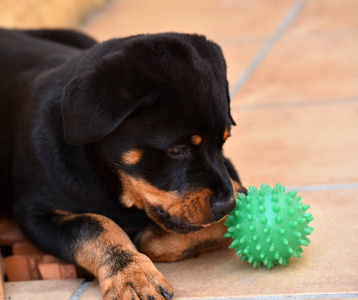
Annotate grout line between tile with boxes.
[69,280,92,300]
[79,0,118,30]
[230,97,358,111]
[177,292,358,300]
[229,0,308,99]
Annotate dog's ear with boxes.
[61,64,156,145]
[225,85,236,126]
[190,37,236,126]
[206,41,236,126]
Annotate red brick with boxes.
[12,241,42,255]
[0,253,5,277]
[59,264,77,279]
[38,262,77,280]
[40,254,60,264]
[5,255,42,281]
[0,253,4,299]
[38,263,61,280]
[0,218,25,246]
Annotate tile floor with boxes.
[4,0,358,299]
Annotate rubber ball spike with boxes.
[224,183,313,269]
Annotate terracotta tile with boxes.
[84,0,295,42]
[232,33,358,105]
[222,44,262,87]
[224,104,358,188]
[289,0,358,36]
[155,189,358,298]
[0,0,105,29]
[4,279,83,300]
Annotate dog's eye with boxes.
[168,146,187,159]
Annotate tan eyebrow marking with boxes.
[191,135,202,145]
[223,128,230,141]
[122,149,143,165]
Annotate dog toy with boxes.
[224,183,313,269]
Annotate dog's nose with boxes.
[211,196,236,222]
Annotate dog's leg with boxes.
[15,207,173,300]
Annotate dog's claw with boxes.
[163,292,172,300]
[160,287,173,300]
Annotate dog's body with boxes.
[0,29,245,299]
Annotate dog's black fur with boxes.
[0,29,244,299]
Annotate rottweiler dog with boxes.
[0,29,246,299]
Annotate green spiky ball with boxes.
[224,183,313,269]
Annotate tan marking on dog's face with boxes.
[122,149,143,165]
[223,128,230,141]
[118,171,179,210]
[190,135,202,145]
[118,171,213,228]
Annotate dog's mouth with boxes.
[149,207,212,234]
[117,172,216,233]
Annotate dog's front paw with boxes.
[98,252,173,300]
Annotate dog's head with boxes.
[62,33,238,233]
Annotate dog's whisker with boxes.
[168,201,189,217]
